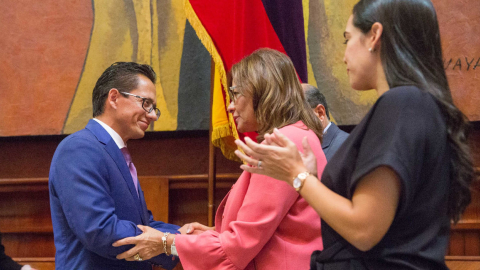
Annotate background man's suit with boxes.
[322,123,349,161]
[0,233,22,270]
[49,120,179,270]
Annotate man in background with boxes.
[303,83,349,161]
[49,62,183,270]
[0,233,36,270]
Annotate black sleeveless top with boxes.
[312,86,450,270]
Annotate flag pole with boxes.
[208,57,217,227]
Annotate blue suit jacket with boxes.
[49,120,179,270]
[322,122,349,161]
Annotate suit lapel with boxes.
[322,122,339,150]
[86,120,146,223]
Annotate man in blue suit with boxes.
[49,62,182,269]
[303,84,349,161]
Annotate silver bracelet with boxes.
[162,232,170,256]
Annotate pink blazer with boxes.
[176,122,326,270]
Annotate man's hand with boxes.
[113,225,164,261]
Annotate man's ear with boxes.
[314,104,327,120]
[369,22,383,52]
[106,88,120,110]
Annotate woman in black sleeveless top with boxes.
[234,0,475,269]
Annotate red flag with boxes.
[185,0,307,160]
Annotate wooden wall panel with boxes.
[4,234,55,258]
[168,174,238,226]
[0,184,51,233]
[464,232,480,256]
[140,177,170,223]
[450,231,466,256]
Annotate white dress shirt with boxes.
[93,118,126,149]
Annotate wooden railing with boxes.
[446,256,480,270]
[12,257,55,270]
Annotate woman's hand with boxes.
[265,131,318,177]
[299,136,318,177]
[113,225,164,261]
[184,222,214,235]
[234,128,309,184]
[178,223,190,235]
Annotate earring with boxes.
[369,48,375,53]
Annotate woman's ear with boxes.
[369,22,383,52]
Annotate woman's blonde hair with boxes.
[230,48,323,142]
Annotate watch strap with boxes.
[294,171,310,192]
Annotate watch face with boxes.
[293,177,301,189]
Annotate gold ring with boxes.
[134,253,143,261]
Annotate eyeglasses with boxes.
[228,85,243,103]
[120,91,161,119]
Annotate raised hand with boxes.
[234,128,308,184]
[300,136,318,177]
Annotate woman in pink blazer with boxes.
[114,48,326,270]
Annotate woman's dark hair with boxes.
[230,48,323,142]
[353,0,475,223]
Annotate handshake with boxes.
[112,222,213,262]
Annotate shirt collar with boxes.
[323,122,332,134]
[93,118,126,149]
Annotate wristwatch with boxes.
[292,171,310,192]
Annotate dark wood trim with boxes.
[0,178,48,192]
[13,257,55,262]
[445,256,480,261]
[452,222,480,230]
[168,174,239,189]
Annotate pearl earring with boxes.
[369,48,375,53]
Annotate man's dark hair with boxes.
[92,62,156,117]
[303,84,330,120]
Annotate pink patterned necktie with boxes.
[121,147,139,197]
